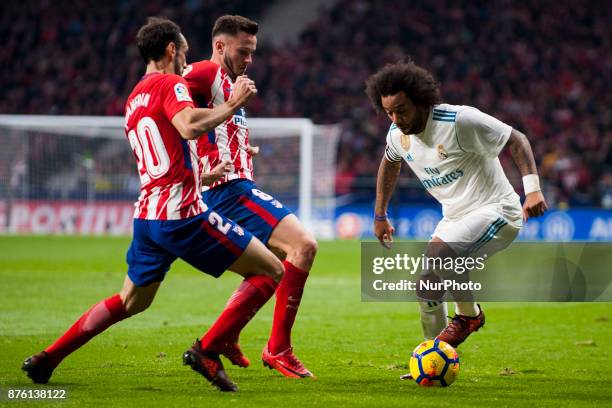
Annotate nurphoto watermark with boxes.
[361,242,612,302]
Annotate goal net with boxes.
[0,115,340,238]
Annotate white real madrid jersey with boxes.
[385,104,520,219]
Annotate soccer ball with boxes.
[409,339,459,387]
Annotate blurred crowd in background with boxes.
[1,0,610,207]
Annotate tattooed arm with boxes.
[374,156,401,248]
[505,129,548,220]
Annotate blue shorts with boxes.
[202,179,292,245]
[126,207,253,287]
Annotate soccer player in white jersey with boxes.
[366,61,548,348]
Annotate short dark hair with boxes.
[136,17,183,64]
[212,15,258,37]
[365,61,441,112]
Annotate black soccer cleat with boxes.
[22,351,54,384]
[183,339,238,392]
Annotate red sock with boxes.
[200,275,277,352]
[45,294,129,368]
[268,261,309,354]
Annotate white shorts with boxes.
[432,202,522,257]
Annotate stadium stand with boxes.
[1,0,610,207]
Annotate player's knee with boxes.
[425,246,444,259]
[426,239,456,258]
[292,234,317,266]
[301,236,318,262]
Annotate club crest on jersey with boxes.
[401,134,411,150]
[437,144,448,160]
[174,83,193,102]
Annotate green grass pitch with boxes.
[1,236,611,407]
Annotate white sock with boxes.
[455,302,480,317]
[419,301,448,339]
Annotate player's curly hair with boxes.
[365,61,441,112]
[136,17,183,64]
[212,15,258,37]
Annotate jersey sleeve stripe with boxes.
[432,109,457,115]
[385,145,402,162]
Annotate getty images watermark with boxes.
[361,242,612,302]
[371,253,486,292]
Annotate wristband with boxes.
[374,213,388,221]
[522,174,541,195]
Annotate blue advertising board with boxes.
[335,205,612,241]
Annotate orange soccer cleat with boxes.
[262,345,314,379]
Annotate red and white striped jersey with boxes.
[124,72,206,220]
[183,60,253,191]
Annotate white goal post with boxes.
[0,115,340,237]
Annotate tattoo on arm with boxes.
[375,157,401,215]
[506,129,538,176]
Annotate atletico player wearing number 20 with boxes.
[183,15,317,378]
[22,17,285,392]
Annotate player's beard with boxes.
[410,108,429,134]
[174,58,183,76]
[223,55,245,79]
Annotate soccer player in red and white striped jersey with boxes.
[182,60,254,189]
[22,17,286,392]
[125,68,205,220]
[184,15,318,379]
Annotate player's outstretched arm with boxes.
[505,129,548,221]
[172,76,258,140]
[374,156,401,248]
